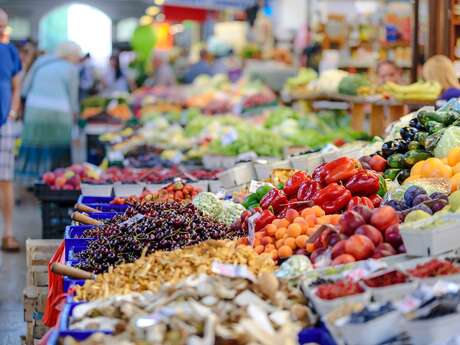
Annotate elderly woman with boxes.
[16,41,81,185]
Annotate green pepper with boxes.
[242,194,259,209]
[387,153,406,168]
[255,185,273,200]
[417,110,453,126]
[384,168,401,180]
[404,150,431,166]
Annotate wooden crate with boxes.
[26,239,60,287]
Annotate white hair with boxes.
[55,41,83,59]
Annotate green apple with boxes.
[449,191,460,211]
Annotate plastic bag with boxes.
[43,240,66,327]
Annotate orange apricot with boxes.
[293,216,307,225]
[304,214,317,227]
[295,235,309,248]
[264,244,275,252]
[276,218,290,228]
[265,224,277,236]
[285,209,300,222]
[278,245,293,258]
[287,223,302,237]
[301,207,315,218]
[275,227,287,240]
[255,245,264,254]
[270,249,279,260]
[312,205,325,217]
[275,238,285,249]
[284,237,297,250]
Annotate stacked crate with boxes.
[24,239,61,345]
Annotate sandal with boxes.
[1,236,20,252]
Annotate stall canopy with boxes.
[164,0,256,10]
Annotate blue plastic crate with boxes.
[64,225,94,262]
[59,302,113,335]
[85,203,128,213]
[63,277,85,293]
[77,195,114,204]
[298,327,337,345]
[87,212,117,220]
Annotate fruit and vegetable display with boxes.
[74,201,244,273]
[69,272,311,345]
[74,240,276,301]
[80,94,133,123]
[379,106,460,183]
[406,259,460,278]
[315,279,365,300]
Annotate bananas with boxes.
[383,81,441,101]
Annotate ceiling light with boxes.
[139,15,153,26]
[154,0,165,5]
[146,6,160,16]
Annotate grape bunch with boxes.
[75,201,245,273]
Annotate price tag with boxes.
[211,261,256,282]
[248,180,274,193]
[107,150,124,162]
[221,128,239,146]
[247,213,259,247]
[120,214,145,227]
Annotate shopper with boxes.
[0,8,22,251]
[376,60,402,85]
[144,52,176,87]
[16,41,81,186]
[183,49,213,84]
[100,53,129,94]
[79,53,96,100]
[423,55,460,101]
[18,39,39,81]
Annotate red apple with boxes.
[285,209,299,222]
[370,206,399,232]
[331,240,347,259]
[349,205,372,223]
[55,176,66,188]
[384,224,403,249]
[54,168,66,176]
[339,211,365,236]
[332,254,356,266]
[355,224,383,246]
[374,242,397,258]
[63,184,74,190]
[42,172,55,186]
[345,234,375,261]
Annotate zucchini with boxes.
[404,150,431,166]
[387,153,406,168]
[407,141,423,151]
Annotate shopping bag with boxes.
[43,240,66,327]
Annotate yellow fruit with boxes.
[453,162,460,175]
[420,158,452,178]
[451,173,460,192]
[410,160,426,176]
[448,147,460,167]
[404,174,421,183]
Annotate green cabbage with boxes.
[434,126,460,158]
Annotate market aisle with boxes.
[0,197,41,345]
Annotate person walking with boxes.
[16,41,81,186]
[0,8,22,251]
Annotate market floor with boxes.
[0,194,41,345]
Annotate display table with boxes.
[286,92,436,137]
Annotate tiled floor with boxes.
[0,196,41,345]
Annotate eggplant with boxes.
[393,139,409,153]
[409,118,425,130]
[397,169,410,184]
[381,141,396,158]
[400,127,418,141]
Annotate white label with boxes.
[120,214,145,227]
[247,213,259,247]
[248,180,274,193]
[211,261,256,282]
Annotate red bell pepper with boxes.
[259,188,288,214]
[345,170,380,196]
[320,157,360,185]
[297,180,321,201]
[312,163,327,186]
[347,196,374,210]
[368,194,383,207]
[253,209,276,231]
[313,183,352,214]
[283,171,311,196]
